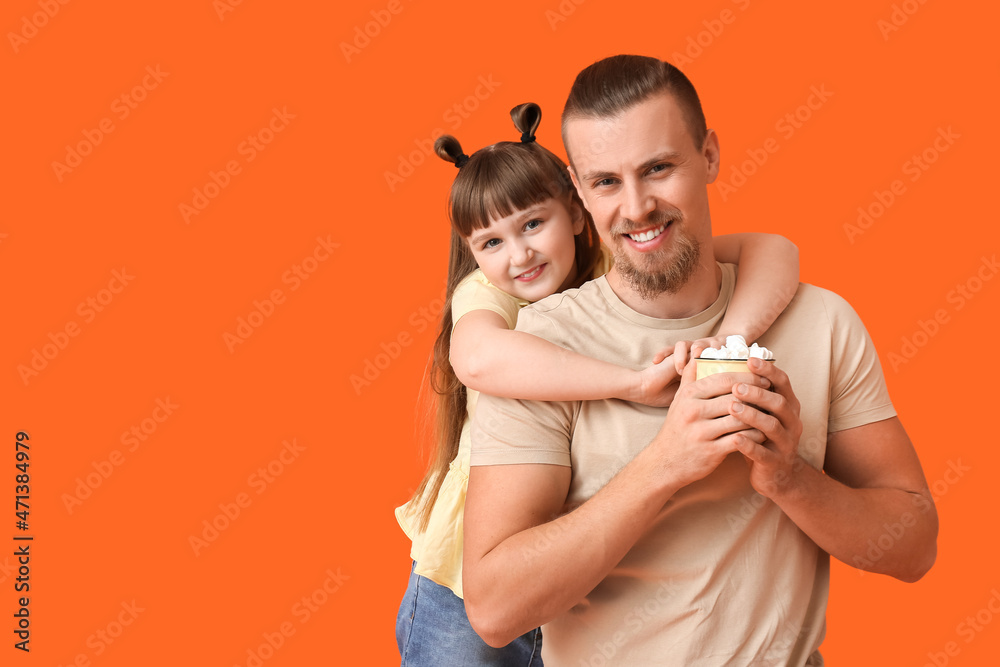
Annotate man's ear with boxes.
[567,166,590,211]
[702,129,721,184]
[569,198,586,236]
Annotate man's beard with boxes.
[611,211,701,300]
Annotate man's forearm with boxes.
[464,445,678,648]
[772,460,938,582]
[729,364,937,582]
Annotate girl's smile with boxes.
[515,263,547,282]
[467,198,585,302]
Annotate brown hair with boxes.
[561,54,708,150]
[405,103,602,532]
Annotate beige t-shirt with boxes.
[471,263,895,666]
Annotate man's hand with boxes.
[726,357,805,499]
[649,359,770,491]
[725,357,936,581]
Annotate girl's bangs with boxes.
[450,145,571,235]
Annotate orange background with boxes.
[3,0,998,665]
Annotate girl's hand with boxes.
[655,337,728,376]
[633,333,753,407]
[634,352,682,407]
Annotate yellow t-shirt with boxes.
[395,248,613,597]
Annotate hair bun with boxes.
[510,103,541,143]
[434,135,470,168]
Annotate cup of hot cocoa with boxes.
[695,335,775,380]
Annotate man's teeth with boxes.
[628,223,667,243]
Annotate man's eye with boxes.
[650,163,672,174]
[595,178,615,187]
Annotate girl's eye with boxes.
[483,238,501,250]
[524,219,543,231]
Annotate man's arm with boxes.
[463,457,671,647]
[730,358,938,582]
[463,362,771,647]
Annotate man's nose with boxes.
[621,179,655,223]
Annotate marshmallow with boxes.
[699,336,774,360]
[748,343,774,360]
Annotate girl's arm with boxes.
[670,233,799,371]
[453,232,797,404]
[451,310,678,407]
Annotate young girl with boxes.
[395,103,799,666]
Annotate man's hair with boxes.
[561,54,708,150]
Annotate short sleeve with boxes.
[451,270,526,331]
[823,290,897,432]
[470,392,575,468]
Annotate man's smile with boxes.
[625,222,669,243]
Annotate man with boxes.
[462,55,937,665]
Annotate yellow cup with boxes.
[695,358,774,380]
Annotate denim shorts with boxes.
[396,562,543,666]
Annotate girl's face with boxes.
[466,197,585,303]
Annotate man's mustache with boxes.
[611,208,683,236]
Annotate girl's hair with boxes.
[406,103,602,532]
